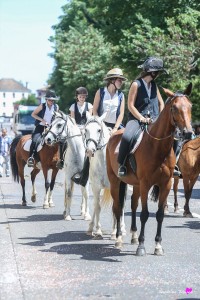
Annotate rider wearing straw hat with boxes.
[27,90,59,167]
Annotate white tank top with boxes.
[40,105,55,126]
[102,87,119,124]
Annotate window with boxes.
[3,102,5,107]
[13,93,15,98]
[22,93,24,98]
[3,92,6,98]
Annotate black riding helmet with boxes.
[45,90,59,101]
[75,87,88,97]
[138,57,168,74]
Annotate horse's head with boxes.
[84,113,108,157]
[44,111,68,145]
[163,83,193,135]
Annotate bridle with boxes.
[84,118,107,151]
[44,115,82,144]
[145,93,191,141]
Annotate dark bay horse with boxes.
[10,134,59,207]
[106,83,193,256]
[172,137,200,217]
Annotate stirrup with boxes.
[27,157,34,167]
[56,160,64,170]
[173,165,181,178]
[118,165,127,177]
[71,172,82,184]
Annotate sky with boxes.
[0,0,67,93]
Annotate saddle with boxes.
[23,138,43,153]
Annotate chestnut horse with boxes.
[172,137,200,217]
[10,134,59,207]
[106,83,193,256]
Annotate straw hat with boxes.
[104,68,127,81]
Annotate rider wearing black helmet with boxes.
[118,57,167,177]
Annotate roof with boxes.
[0,78,31,93]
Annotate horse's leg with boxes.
[63,178,74,221]
[183,175,198,217]
[173,177,179,213]
[43,168,50,209]
[48,168,59,208]
[131,187,140,245]
[154,179,172,256]
[18,161,27,206]
[81,182,91,221]
[136,183,149,256]
[111,207,126,240]
[30,168,40,203]
[88,186,102,237]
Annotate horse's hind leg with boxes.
[63,179,74,220]
[81,182,91,221]
[43,169,50,209]
[183,175,198,217]
[88,186,102,237]
[48,168,59,208]
[18,162,27,206]
[31,168,40,203]
[173,177,180,213]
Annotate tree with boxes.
[14,94,39,106]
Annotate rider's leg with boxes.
[118,120,139,177]
[173,139,182,177]
[27,126,43,167]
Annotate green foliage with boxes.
[14,94,39,106]
[49,0,200,121]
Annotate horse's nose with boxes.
[47,138,52,144]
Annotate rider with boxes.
[93,68,126,134]
[27,90,59,167]
[117,57,167,177]
[69,87,93,128]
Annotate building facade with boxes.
[0,78,31,120]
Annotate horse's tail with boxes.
[149,185,160,202]
[119,181,127,211]
[101,188,113,208]
[10,135,21,183]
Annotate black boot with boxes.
[118,165,127,177]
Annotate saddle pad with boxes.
[115,131,144,154]
[23,138,43,152]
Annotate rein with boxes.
[84,118,108,150]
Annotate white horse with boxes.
[84,115,126,238]
[44,111,91,221]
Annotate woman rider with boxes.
[118,57,167,177]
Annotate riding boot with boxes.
[173,139,182,177]
[71,157,90,187]
[27,142,36,167]
[56,142,67,169]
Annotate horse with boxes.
[83,115,126,238]
[106,83,193,256]
[44,111,91,221]
[172,137,200,217]
[10,134,59,208]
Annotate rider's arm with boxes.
[92,89,101,116]
[31,104,46,125]
[70,111,75,119]
[114,96,125,130]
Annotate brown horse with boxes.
[106,83,193,256]
[10,134,59,207]
[172,137,200,217]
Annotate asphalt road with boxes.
[0,167,200,300]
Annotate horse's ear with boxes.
[161,87,175,97]
[184,82,192,96]
[98,111,107,122]
[86,111,92,121]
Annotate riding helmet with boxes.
[45,90,59,101]
[138,57,168,74]
[76,87,88,97]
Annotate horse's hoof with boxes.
[115,241,123,249]
[136,246,146,256]
[93,234,103,240]
[43,204,49,209]
[84,214,91,221]
[86,231,93,236]
[110,234,116,240]
[183,212,193,218]
[154,247,164,256]
[49,203,55,208]
[31,195,36,203]
[122,230,127,236]
[22,202,27,206]
[64,215,72,221]
[164,209,169,215]
[174,208,180,214]
[131,238,139,245]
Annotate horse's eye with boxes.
[98,129,101,133]
[57,123,62,128]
